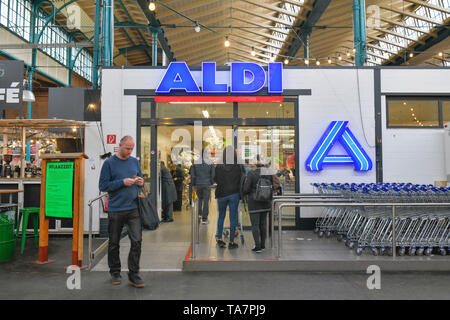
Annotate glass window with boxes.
[239,101,294,118]
[140,126,151,180]
[140,102,151,118]
[156,102,233,118]
[387,99,439,127]
[443,101,450,124]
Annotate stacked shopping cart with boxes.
[312,183,450,257]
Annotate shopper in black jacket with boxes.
[191,151,215,224]
[160,161,177,222]
[214,146,244,249]
[171,164,185,211]
[242,158,279,253]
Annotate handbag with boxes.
[137,186,160,230]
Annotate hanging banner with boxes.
[0,60,24,111]
[45,161,74,219]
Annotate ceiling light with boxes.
[352,48,356,53]
[438,52,443,57]
[284,58,289,65]
[270,55,275,62]
[409,52,414,58]
[347,51,351,57]
[338,54,342,61]
[304,59,309,65]
[251,47,256,56]
[23,90,35,102]
[328,57,331,64]
[72,127,77,132]
[316,59,320,66]
[194,22,200,33]
[148,1,156,11]
[224,37,230,47]
[202,110,210,118]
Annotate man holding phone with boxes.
[99,135,145,288]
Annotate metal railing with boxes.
[275,200,450,259]
[88,193,108,270]
[270,195,354,249]
[191,195,199,259]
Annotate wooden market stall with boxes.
[0,119,85,233]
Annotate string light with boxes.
[194,22,200,33]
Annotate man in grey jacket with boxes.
[191,151,215,224]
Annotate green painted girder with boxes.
[136,0,175,62]
[115,45,162,58]
[284,0,331,60]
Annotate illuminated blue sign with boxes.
[156,62,283,94]
[305,121,372,171]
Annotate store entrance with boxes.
[137,98,298,259]
[155,125,233,220]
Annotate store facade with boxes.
[93,64,450,232]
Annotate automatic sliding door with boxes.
[237,126,296,227]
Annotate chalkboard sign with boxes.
[44,161,74,219]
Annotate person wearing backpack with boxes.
[242,157,279,253]
[214,146,244,249]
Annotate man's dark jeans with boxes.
[108,208,142,275]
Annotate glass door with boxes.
[237,126,296,227]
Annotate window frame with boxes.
[386,96,449,129]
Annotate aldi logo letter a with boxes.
[305,121,372,171]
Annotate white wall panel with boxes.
[381,69,450,94]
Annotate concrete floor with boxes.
[1,198,450,300]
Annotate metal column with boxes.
[92,0,101,88]
[353,0,367,66]
[150,27,159,66]
[303,32,310,62]
[101,0,114,68]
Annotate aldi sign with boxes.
[156,62,283,94]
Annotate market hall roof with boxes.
[60,0,450,66]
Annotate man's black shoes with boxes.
[128,273,145,288]
[111,273,121,285]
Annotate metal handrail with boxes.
[88,193,108,270]
[276,201,450,259]
[191,194,198,259]
[270,195,356,248]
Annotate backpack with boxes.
[253,174,273,202]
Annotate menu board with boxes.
[45,161,74,219]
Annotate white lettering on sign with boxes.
[0,82,20,103]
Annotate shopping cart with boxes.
[311,182,450,257]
